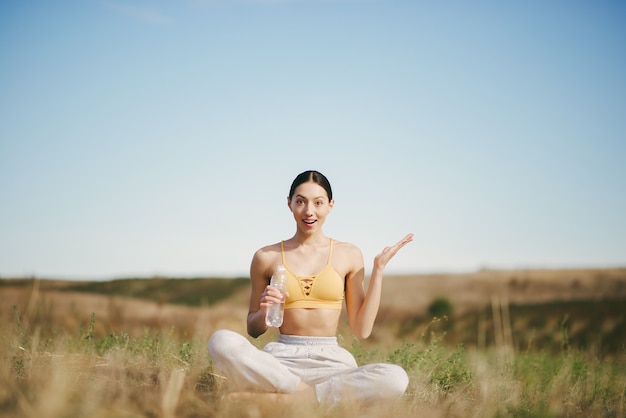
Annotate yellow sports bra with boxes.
[281,239,345,310]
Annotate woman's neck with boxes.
[290,230,328,247]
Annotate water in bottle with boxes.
[265,265,287,327]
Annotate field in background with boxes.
[1,267,625,417]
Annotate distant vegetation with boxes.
[62,277,250,306]
[428,297,454,318]
[400,299,626,358]
[1,276,250,306]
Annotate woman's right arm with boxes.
[246,249,272,338]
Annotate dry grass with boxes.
[1,268,625,417]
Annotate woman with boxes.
[208,170,413,406]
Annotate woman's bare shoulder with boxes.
[332,239,363,259]
[251,242,283,274]
[254,241,282,257]
[331,239,364,279]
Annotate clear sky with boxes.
[1,0,625,280]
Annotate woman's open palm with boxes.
[374,233,414,270]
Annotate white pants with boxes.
[208,329,409,406]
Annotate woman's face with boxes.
[288,181,334,233]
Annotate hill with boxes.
[1,267,625,356]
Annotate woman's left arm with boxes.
[346,233,414,339]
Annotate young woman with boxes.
[208,170,413,406]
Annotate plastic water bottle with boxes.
[265,265,287,327]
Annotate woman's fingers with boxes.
[397,233,414,246]
[262,286,285,305]
[389,233,414,254]
[375,233,413,268]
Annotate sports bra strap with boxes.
[281,240,287,265]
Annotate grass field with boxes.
[1,268,625,417]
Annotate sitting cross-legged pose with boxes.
[208,170,413,406]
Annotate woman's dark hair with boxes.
[288,170,333,201]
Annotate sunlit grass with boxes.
[2,301,625,418]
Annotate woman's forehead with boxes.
[293,182,329,198]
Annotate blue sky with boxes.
[1,0,625,279]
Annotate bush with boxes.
[428,298,453,318]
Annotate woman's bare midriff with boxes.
[279,308,342,336]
